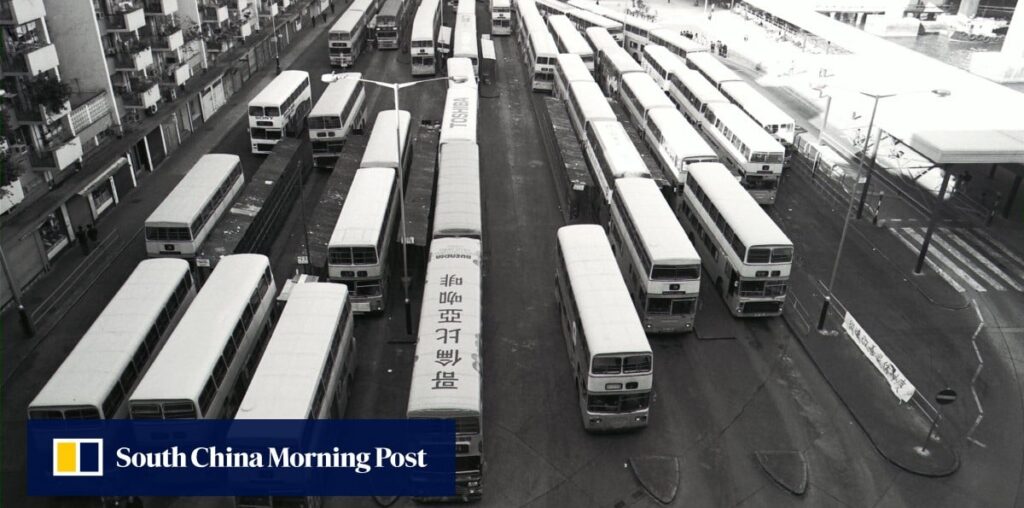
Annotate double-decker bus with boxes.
[534,0,572,18]
[719,81,796,146]
[234,282,355,508]
[454,0,478,71]
[28,259,196,420]
[585,26,642,95]
[309,73,367,168]
[515,0,558,91]
[327,168,399,313]
[641,44,687,90]
[666,66,729,125]
[490,0,511,35]
[329,0,372,67]
[565,8,622,42]
[247,70,312,154]
[648,28,704,60]
[679,163,793,316]
[619,71,674,130]
[408,238,484,501]
[411,0,441,75]
[360,109,413,173]
[548,15,594,71]
[582,120,651,203]
[376,0,409,49]
[434,141,481,240]
[440,83,478,146]
[563,79,615,146]
[554,53,594,100]
[145,154,244,258]
[568,0,655,59]
[642,107,718,206]
[555,224,653,431]
[701,102,786,205]
[609,179,701,333]
[685,51,742,90]
[129,254,276,419]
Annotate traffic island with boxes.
[754,450,808,495]
[629,456,679,504]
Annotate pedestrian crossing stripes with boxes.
[889,226,1024,293]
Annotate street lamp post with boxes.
[321,72,466,336]
[272,5,281,74]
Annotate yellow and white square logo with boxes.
[52,439,103,477]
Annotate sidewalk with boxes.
[0,5,345,387]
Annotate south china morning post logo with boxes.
[52,438,104,477]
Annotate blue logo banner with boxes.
[28,420,455,497]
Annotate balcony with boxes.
[29,135,83,172]
[3,42,58,76]
[0,178,25,215]
[162,61,191,86]
[144,0,177,15]
[0,0,45,25]
[106,1,146,32]
[151,27,183,51]
[230,18,254,39]
[120,78,161,109]
[112,44,154,71]
[201,4,229,24]
[10,98,70,125]
[260,1,278,17]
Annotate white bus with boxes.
[641,44,686,91]
[309,73,367,168]
[701,102,786,205]
[515,1,558,91]
[411,0,441,75]
[28,259,196,420]
[534,0,571,17]
[233,282,355,508]
[490,0,511,35]
[145,154,244,258]
[648,28,704,60]
[679,163,793,317]
[329,2,371,68]
[448,56,477,84]
[583,120,651,203]
[555,224,653,431]
[376,0,409,49]
[719,81,796,146]
[407,237,484,501]
[248,70,312,154]
[568,0,655,59]
[440,84,478,146]
[129,254,276,419]
[548,15,594,71]
[454,0,478,71]
[434,141,481,240]
[609,179,701,333]
[619,71,675,130]
[327,168,399,313]
[685,52,742,90]
[563,79,615,146]
[361,109,413,172]
[565,8,622,42]
[554,53,595,100]
[586,26,642,95]
[642,107,718,205]
[666,66,729,125]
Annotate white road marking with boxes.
[888,228,966,293]
[942,228,1024,292]
[901,227,987,292]
[928,230,1006,291]
[967,229,1024,278]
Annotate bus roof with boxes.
[646,108,717,161]
[453,13,478,59]
[360,109,412,169]
[556,225,650,357]
[686,52,742,87]
[615,179,699,265]
[448,57,476,82]
[331,9,365,33]
[492,0,510,6]
[568,8,619,30]
[585,26,618,51]
[601,43,643,76]
[481,38,496,59]
[145,154,241,227]
[719,81,795,128]
[671,68,728,105]
[351,0,374,12]
[569,0,656,32]
[130,254,271,404]
[706,102,785,154]
[526,13,558,56]
[644,44,687,75]
[248,70,310,108]
[568,80,616,122]
[407,238,482,418]
[590,120,650,179]
[310,74,362,118]
[456,0,474,17]
[440,84,478,145]
[329,167,396,248]
[235,283,350,419]
[434,141,481,239]
[378,0,403,18]
[549,15,592,56]
[534,0,570,15]
[688,163,792,248]
[650,28,704,56]
[29,259,192,412]
[622,72,675,111]
[557,53,593,83]
[411,0,440,41]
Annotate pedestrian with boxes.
[312,13,316,26]
[77,226,91,256]
[323,12,327,22]
[960,171,972,194]
[331,1,336,13]
[86,223,98,242]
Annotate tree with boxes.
[29,74,72,116]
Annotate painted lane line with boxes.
[927,229,1006,291]
[942,228,1024,292]
[966,229,1024,278]
[888,228,965,293]
[901,227,986,292]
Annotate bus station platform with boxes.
[541,98,596,224]
[306,134,367,275]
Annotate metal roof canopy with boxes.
[905,130,1024,166]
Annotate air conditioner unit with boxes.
[146,104,159,115]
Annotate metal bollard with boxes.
[817,296,831,331]
[873,191,884,226]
